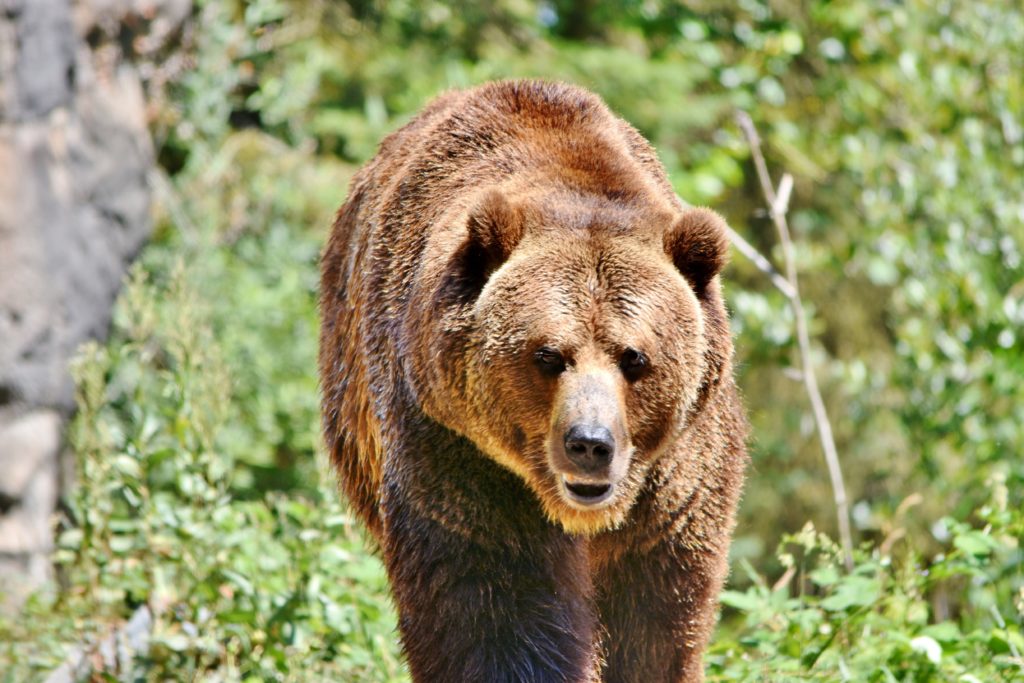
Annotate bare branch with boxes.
[734,111,855,570]
[725,227,797,299]
[775,174,793,217]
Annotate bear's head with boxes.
[409,188,732,534]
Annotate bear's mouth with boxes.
[561,474,614,506]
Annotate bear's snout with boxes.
[560,424,618,505]
[548,366,631,507]
[563,424,614,472]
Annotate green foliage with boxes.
[747,0,1024,538]
[1,268,403,681]
[145,131,352,493]
[710,481,1024,680]
[2,0,1022,680]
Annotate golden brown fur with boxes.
[319,80,748,682]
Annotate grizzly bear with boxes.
[319,80,747,682]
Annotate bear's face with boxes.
[442,193,730,534]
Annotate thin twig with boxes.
[734,111,854,570]
[725,226,796,299]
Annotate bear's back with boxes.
[363,81,678,211]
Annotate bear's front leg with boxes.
[381,485,599,683]
[595,535,730,683]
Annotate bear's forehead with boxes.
[515,236,677,299]
[501,242,692,336]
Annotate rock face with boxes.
[0,410,61,611]
[0,0,155,410]
[0,0,190,606]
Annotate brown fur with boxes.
[319,80,748,682]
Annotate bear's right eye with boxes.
[533,347,566,376]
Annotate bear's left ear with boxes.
[461,189,525,293]
[663,207,730,296]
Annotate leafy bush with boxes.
[710,484,1024,681]
[1,267,403,681]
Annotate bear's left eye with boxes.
[619,348,649,381]
[533,347,566,376]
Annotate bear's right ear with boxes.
[663,207,730,297]
[460,189,525,294]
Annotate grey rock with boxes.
[0,65,153,410]
[43,605,154,683]
[0,0,77,123]
[0,0,192,606]
[0,410,60,610]
[0,409,61,499]
[0,1,156,412]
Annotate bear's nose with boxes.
[563,424,615,472]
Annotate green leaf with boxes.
[922,622,961,643]
[953,531,998,558]
[719,590,763,612]
[809,565,841,587]
[820,576,881,611]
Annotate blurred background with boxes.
[0,0,1021,680]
